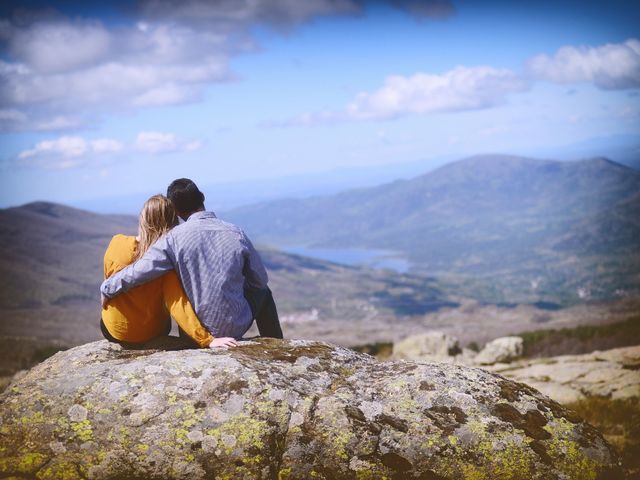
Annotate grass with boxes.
[350,342,393,360]
[518,316,640,358]
[567,397,640,478]
[32,345,69,364]
[0,337,69,377]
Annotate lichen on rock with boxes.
[0,338,623,479]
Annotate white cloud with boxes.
[9,20,112,74]
[0,22,231,109]
[0,19,236,132]
[132,84,201,107]
[0,108,27,124]
[19,136,89,159]
[16,135,124,169]
[13,131,198,170]
[278,65,528,125]
[0,107,82,132]
[90,138,124,154]
[135,131,178,153]
[528,38,640,90]
[31,115,82,131]
[135,131,201,154]
[348,66,528,120]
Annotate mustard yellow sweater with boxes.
[101,234,213,347]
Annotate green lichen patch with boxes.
[36,461,80,480]
[0,452,49,475]
[206,413,269,455]
[70,419,93,442]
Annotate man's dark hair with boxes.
[167,178,205,215]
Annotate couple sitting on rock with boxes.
[100,178,283,348]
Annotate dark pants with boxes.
[177,286,283,342]
[244,286,283,339]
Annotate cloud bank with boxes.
[276,65,528,126]
[0,0,455,132]
[2,2,633,134]
[528,38,640,90]
[276,38,640,127]
[346,66,528,120]
[0,18,233,131]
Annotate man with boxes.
[101,178,283,344]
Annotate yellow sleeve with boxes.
[104,237,116,279]
[162,271,214,348]
[104,234,136,279]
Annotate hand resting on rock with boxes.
[209,337,239,348]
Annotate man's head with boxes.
[167,178,205,220]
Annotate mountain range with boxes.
[1,153,639,352]
[69,134,640,215]
[225,155,640,305]
[0,201,455,343]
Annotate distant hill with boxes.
[0,202,455,343]
[0,201,138,308]
[225,155,640,305]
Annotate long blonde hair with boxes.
[134,195,178,261]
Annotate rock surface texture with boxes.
[0,339,623,479]
[487,345,640,404]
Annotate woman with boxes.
[101,194,237,348]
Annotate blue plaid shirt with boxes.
[101,211,268,339]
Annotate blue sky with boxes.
[0,0,639,210]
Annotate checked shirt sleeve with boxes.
[101,234,176,299]
[241,232,268,289]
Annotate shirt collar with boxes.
[186,210,217,222]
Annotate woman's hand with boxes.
[209,337,239,348]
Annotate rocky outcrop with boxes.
[486,345,640,404]
[392,332,524,366]
[475,336,524,365]
[0,339,623,479]
[391,331,463,361]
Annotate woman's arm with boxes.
[162,271,214,348]
[162,272,238,348]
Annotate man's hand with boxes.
[101,293,109,310]
[209,337,239,348]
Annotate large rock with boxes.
[0,339,623,479]
[392,331,462,361]
[475,336,524,365]
[487,345,640,404]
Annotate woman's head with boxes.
[135,194,178,260]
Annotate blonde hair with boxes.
[134,195,178,261]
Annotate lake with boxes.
[282,246,411,273]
